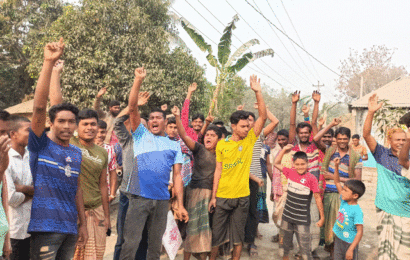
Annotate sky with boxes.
[170,0,410,101]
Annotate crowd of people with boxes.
[0,38,409,260]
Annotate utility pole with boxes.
[313,80,324,91]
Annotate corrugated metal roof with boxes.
[350,76,410,108]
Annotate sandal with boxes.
[248,244,258,257]
[271,234,280,243]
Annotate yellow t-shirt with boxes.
[216,129,257,199]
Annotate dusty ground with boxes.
[104,168,379,260]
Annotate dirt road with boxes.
[104,169,379,259]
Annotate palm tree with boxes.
[181,15,274,115]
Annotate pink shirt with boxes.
[181,99,198,142]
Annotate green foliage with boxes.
[0,0,64,109]
[213,75,246,123]
[373,100,407,138]
[27,0,210,112]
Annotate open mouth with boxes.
[151,125,159,131]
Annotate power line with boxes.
[252,0,316,84]
[265,0,319,83]
[224,0,313,85]
[170,6,285,87]
[280,0,322,81]
[245,0,341,77]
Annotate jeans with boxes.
[119,194,169,260]
[114,192,148,260]
[244,179,259,245]
[30,232,77,260]
[10,237,30,260]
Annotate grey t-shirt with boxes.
[189,142,216,190]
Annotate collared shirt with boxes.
[5,148,33,239]
[114,116,183,200]
[373,143,404,175]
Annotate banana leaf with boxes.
[217,15,239,66]
[181,18,212,54]
[226,39,260,67]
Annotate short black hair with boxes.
[296,122,312,134]
[9,115,31,132]
[277,129,289,138]
[345,180,366,199]
[78,109,99,122]
[49,103,79,123]
[335,127,351,139]
[0,110,10,121]
[213,120,224,127]
[352,134,360,140]
[218,126,229,137]
[324,128,335,137]
[230,110,249,125]
[292,151,308,162]
[206,125,222,139]
[149,108,166,120]
[109,100,121,108]
[247,111,256,121]
[167,117,176,125]
[192,113,205,122]
[97,120,107,129]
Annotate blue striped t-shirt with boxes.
[28,130,82,235]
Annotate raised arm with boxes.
[181,83,197,130]
[250,75,267,136]
[200,113,214,137]
[288,91,300,144]
[172,106,196,151]
[263,108,279,137]
[129,67,147,132]
[311,91,321,136]
[32,38,65,137]
[93,87,107,119]
[333,158,343,194]
[274,144,293,172]
[399,131,410,169]
[49,60,64,107]
[363,94,383,153]
[313,118,341,152]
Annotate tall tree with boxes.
[27,0,210,113]
[0,0,64,109]
[181,15,274,116]
[336,45,407,102]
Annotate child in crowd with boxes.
[332,158,365,260]
[274,144,325,260]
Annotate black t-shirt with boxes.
[189,142,216,190]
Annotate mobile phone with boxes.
[106,228,111,236]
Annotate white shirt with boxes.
[5,148,33,239]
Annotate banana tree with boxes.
[181,15,274,115]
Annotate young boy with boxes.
[332,158,365,260]
[274,144,325,260]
